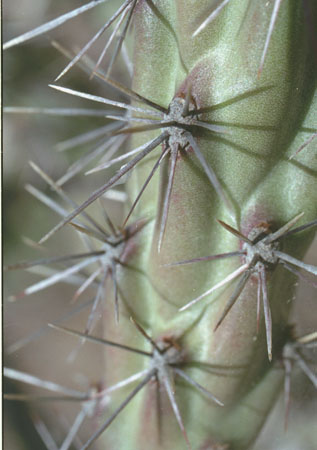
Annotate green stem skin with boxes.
[100,1,316,449]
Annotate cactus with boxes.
[4,1,317,449]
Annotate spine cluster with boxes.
[4,1,317,449]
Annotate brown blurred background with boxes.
[3,1,317,449]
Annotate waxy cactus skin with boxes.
[101,1,316,448]
[4,0,317,449]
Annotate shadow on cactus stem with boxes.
[3,0,317,449]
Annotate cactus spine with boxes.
[4,1,317,449]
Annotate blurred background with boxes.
[3,1,317,449]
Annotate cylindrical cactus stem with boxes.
[3,0,316,449]
[96,1,317,449]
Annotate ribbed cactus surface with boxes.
[4,1,317,449]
